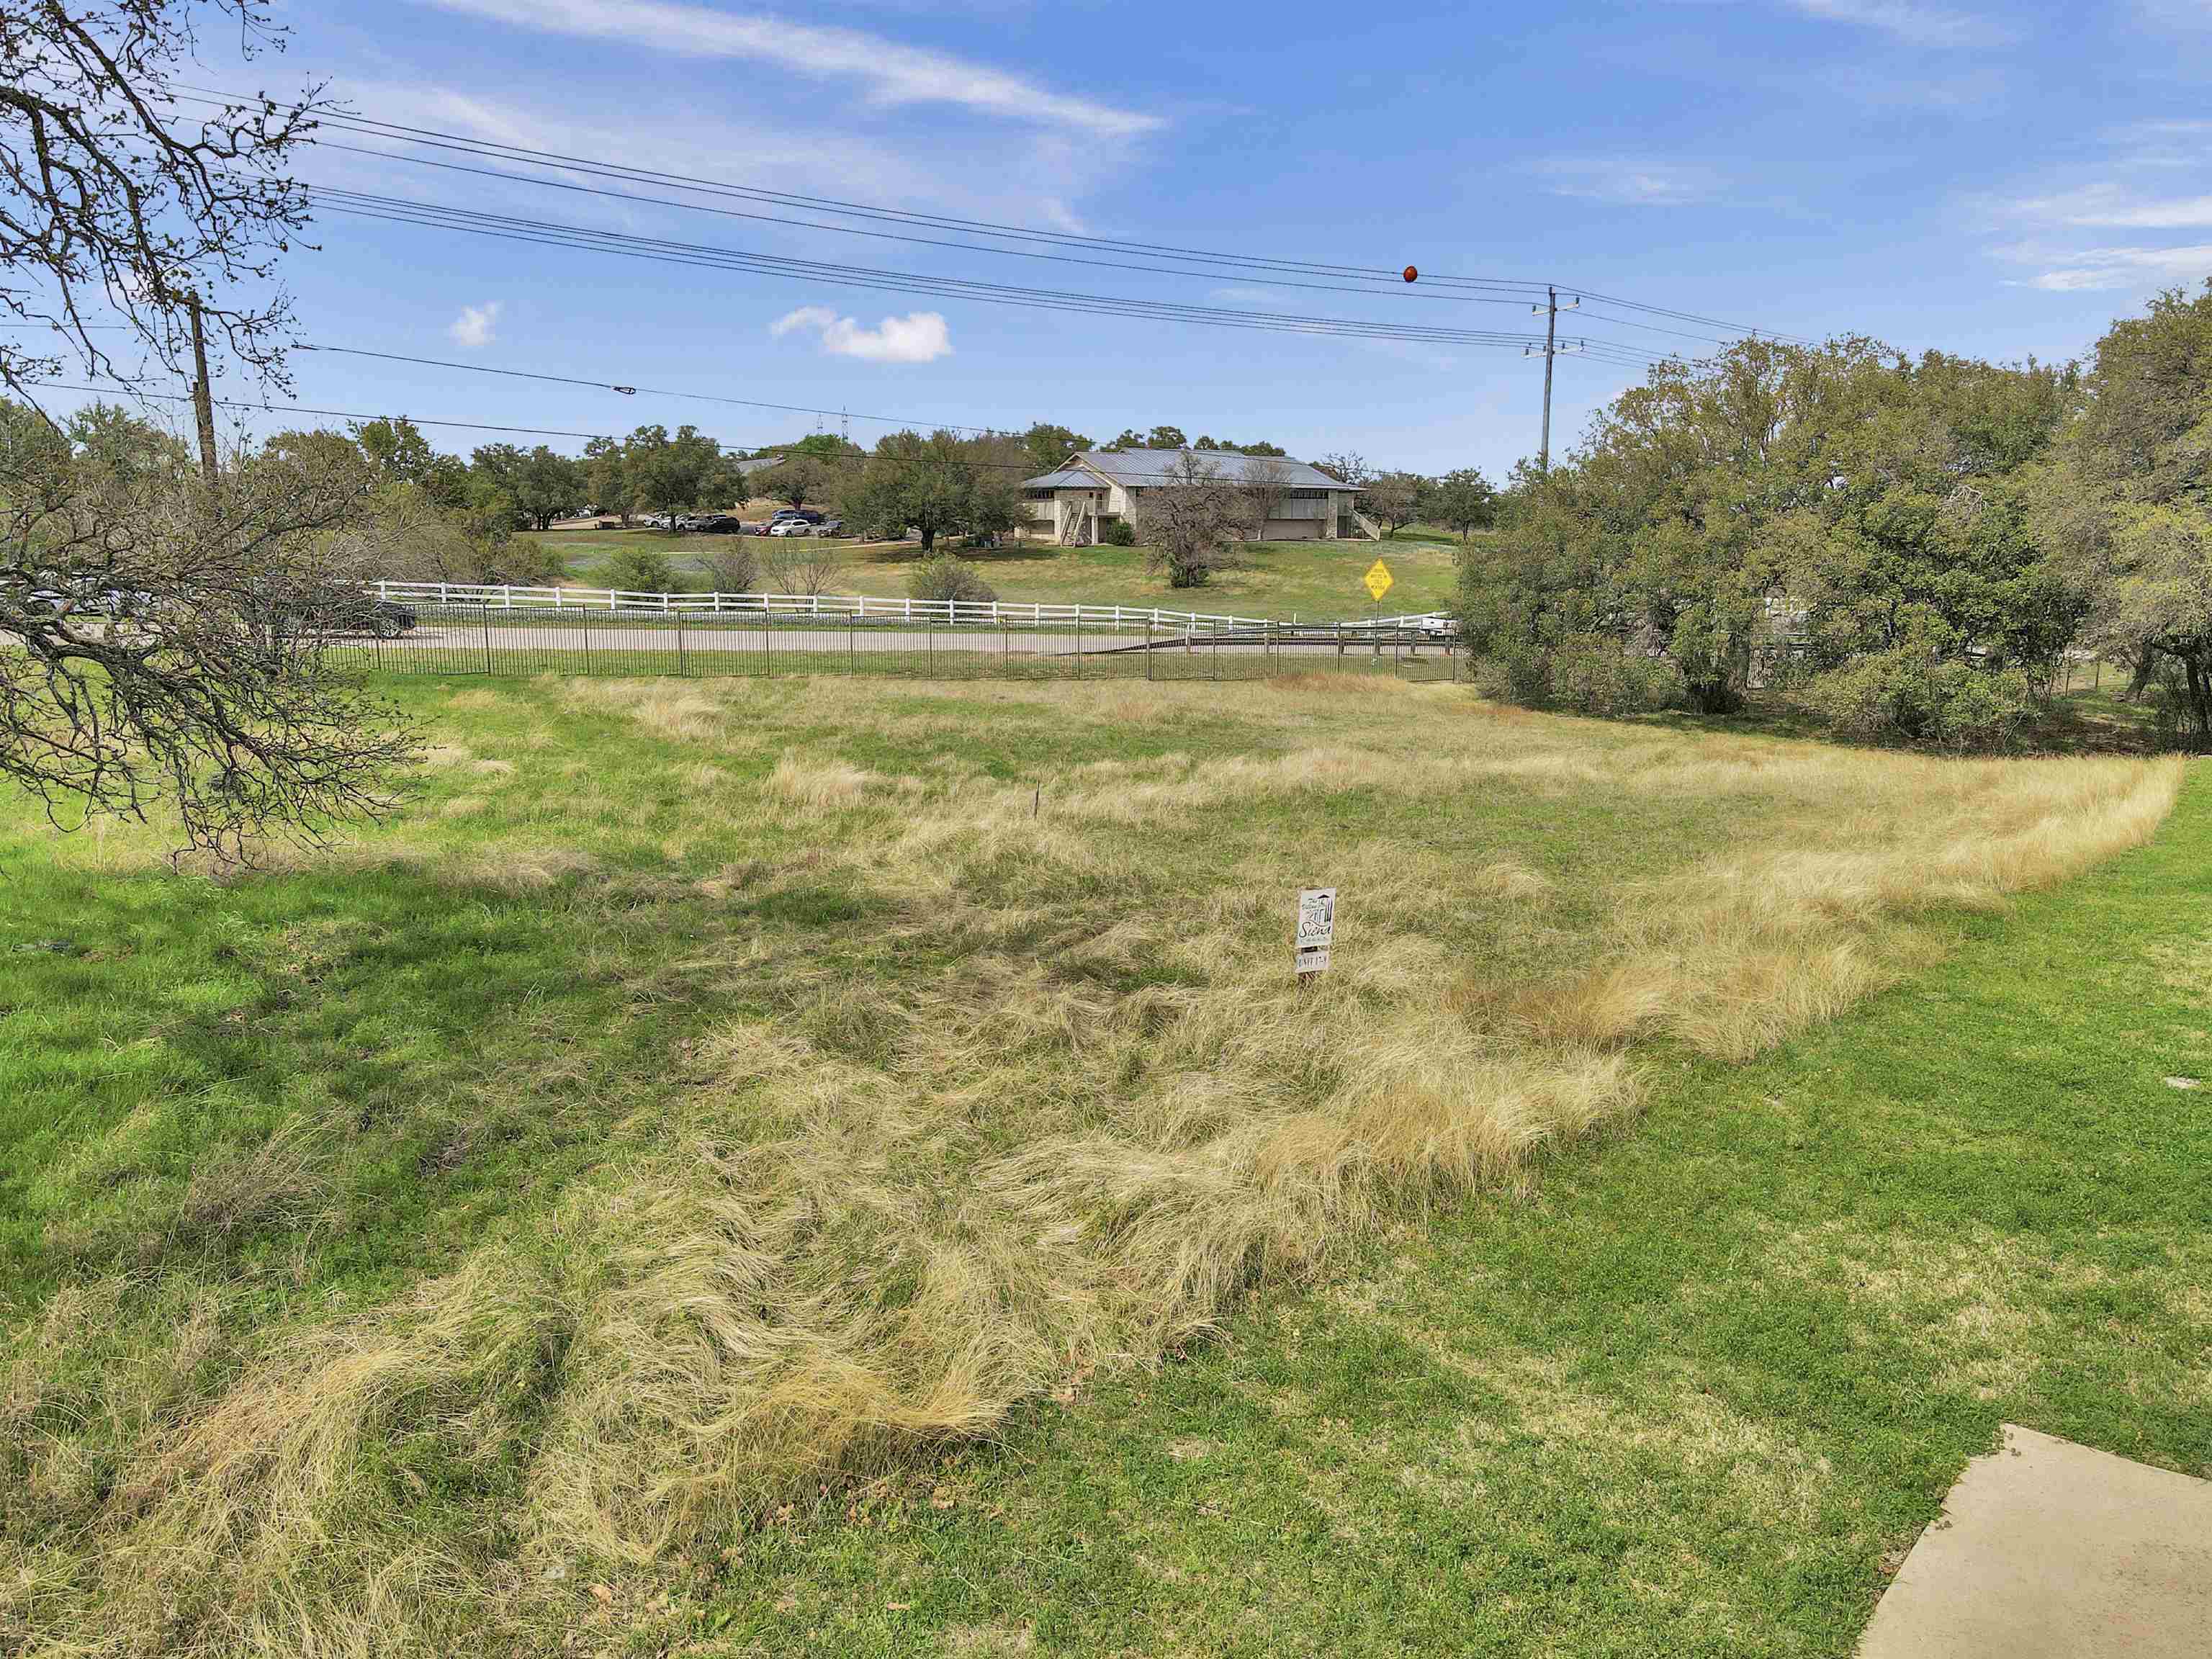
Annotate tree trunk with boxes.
[920,523,936,552]
[2128,647,2157,703]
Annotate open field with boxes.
[0,673,2187,1655]
[721,763,2212,1657]
[526,526,1465,618]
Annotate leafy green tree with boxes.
[1145,424,1189,449]
[511,445,583,531]
[1430,467,1497,543]
[2047,284,2212,736]
[837,429,1018,552]
[421,452,472,513]
[1022,422,1091,474]
[353,417,436,487]
[1362,471,1427,538]
[583,435,631,523]
[625,423,719,532]
[762,450,830,510]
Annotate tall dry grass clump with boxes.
[1521,755,2185,1059]
[4,676,2186,1655]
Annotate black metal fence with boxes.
[334,604,1467,685]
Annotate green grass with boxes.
[0,675,2191,1655]
[700,763,2212,1656]
[525,526,1467,619]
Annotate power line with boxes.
[304,344,1013,437]
[310,186,1653,356]
[305,139,1547,313]
[168,87,1808,348]
[25,382,615,441]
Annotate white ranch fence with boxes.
[368,580,1444,633]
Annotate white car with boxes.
[1418,615,1460,640]
[768,518,816,536]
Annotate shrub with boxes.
[1802,649,2039,751]
[1101,518,1137,547]
[907,554,998,606]
[1547,639,1684,716]
[601,545,675,594]
[1472,638,1681,715]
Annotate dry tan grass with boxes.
[1519,757,2182,1059]
[6,675,2186,1656]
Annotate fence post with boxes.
[678,608,688,678]
[1213,619,1220,680]
[1074,609,1082,680]
[581,608,592,675]
[1147,616,1154,680]
[927,621,935,680]
[765,612,773,679]
[849,616,855,676]
[480,603,493,675]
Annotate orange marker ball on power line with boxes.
[1403,266,1419,283]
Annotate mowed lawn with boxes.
[527,525,1466,618]
[0,672,2193,1657]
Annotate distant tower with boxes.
[840,408,850,444]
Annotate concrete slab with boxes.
[1858,1426,2212,1658]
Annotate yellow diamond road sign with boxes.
[1364,558,1394,602]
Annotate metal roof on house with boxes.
[1020,449,1357,492]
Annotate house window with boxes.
[1287,489,1328,500]
[1023,487,1055,500]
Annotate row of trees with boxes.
[1457,286,2212,745]
[1310,453,1498,541]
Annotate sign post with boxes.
[1295,887,1336,986]
[1364,558,1393,655]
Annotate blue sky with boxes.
[76,0,2212,474]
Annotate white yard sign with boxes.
[1295,888,1336,977]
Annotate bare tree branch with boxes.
[0,0,334,407]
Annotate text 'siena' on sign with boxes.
[1295,887,1336,976]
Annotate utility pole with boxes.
[186,295,220,489]
[1524,287,1583,475]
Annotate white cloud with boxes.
[2012,184,2212,230]
[1536,158,1725,207]
[771,306,952,363]
[1784,0,2010,48]
[421,0,1161,138]
[448,300,502,348]
[2008,243,2212,291]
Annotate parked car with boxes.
[695,514,743,534]
[1418,615,1460,640]
[767,518,816,536]
[770,507,826,524]
[366,598,418,637]
[811,517,844,537]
